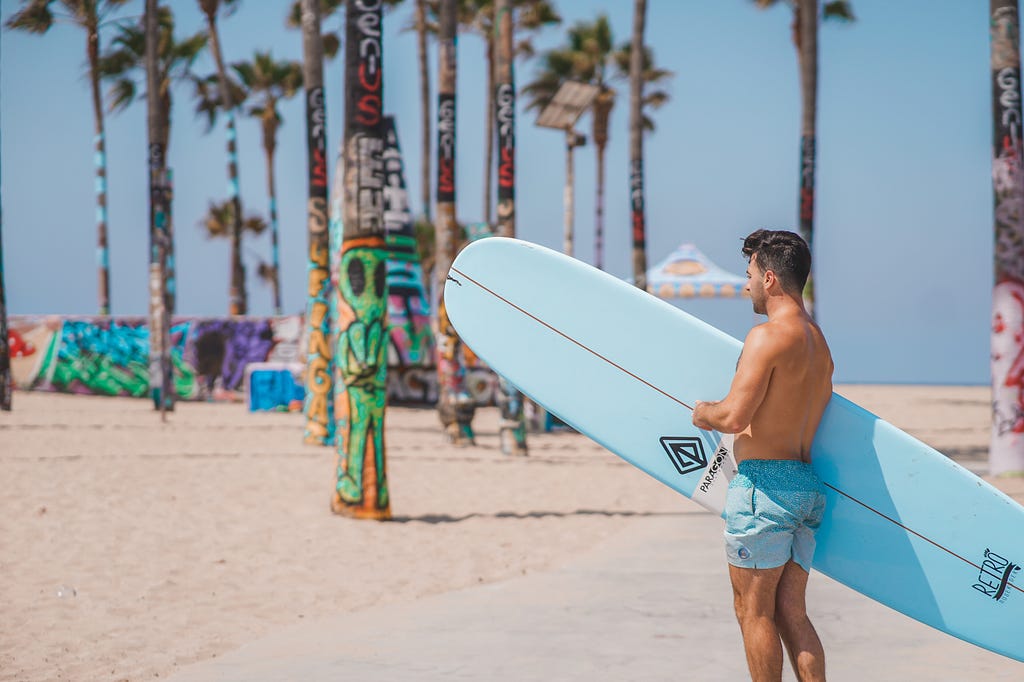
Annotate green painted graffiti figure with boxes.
[333,241,391,518]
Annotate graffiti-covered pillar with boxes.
[331,0,391,519]
[382,116,434,376]
[493,0,527,455]
[990,0,1024,475]
[301,0,334,446]
[435,0,476,445]
[145,0,173,415]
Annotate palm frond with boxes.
[5,0,54,33]
[257,262,277,284]
[106,77,136,113]
[823,0,856,22]
[322,32,340,58]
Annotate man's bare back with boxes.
[733,309,833,464]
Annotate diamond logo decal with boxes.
[660,436,708,476]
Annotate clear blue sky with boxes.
[0,0,994,384]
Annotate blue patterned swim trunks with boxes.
[724,459,827,572]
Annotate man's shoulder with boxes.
[741,323,784,358]
[744,319,808,354]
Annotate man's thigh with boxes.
[729,563,787,617]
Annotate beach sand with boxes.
[1,386,1020,681]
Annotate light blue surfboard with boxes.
[444,237,1024,663]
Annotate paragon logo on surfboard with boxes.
[972,549,1021,604]
[660,437,707,476]
[699,444,731,493]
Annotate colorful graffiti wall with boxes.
[8,315,302,401]
[9,314,496,406]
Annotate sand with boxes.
[1,385,1020,681]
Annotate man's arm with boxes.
[692,325,775,433]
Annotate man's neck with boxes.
[765,292,807,321]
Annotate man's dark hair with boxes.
[741,229,811,294]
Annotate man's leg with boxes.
[775,559,825,682]
[729,563,787,682]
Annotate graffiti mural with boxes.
[7,313,503,409]
[991,2,1024,475]
[8,315,303,402]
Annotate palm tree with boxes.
[753,0,854,315]
[990,0,1024,475]
[6,0,131,315]
[523,14,671,270]
[202,199,273,301]
[299,0,333,446]
[99,4,206,320]
[491,0,527,455]
[230,52,303,315]
[197,0,248,315]
[628,0,646,291]
[199,199,267,239]
[414,0,431,223]
[434,0,476,445]
[144,0,172,416]
[0,96,9,409]
[332,0,390,520]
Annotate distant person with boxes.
[692,229,833,682]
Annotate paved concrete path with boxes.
[169,510,1022,681]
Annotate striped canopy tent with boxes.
[646,243,749,299]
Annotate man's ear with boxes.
[763,269,776,290]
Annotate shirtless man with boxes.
[692,229,834,682]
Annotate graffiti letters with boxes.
[352,0,383,129]
[496,83,515,198]
[437,94,456,201]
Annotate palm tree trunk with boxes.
[493,0,527,454]
[203,6,247,316]
[629,0,647,292]
[595,140,606,270]
[435,0,475,445]
[592,91,612,271]
[87,23,111,316]
[0,83,10,410]
[265,142,283,315]
[332,0,391,519]
[225,112,246,315]
[159,96,176,317]
[563,130,576,256]
[145,0,173,417]
[990,0,1024,475]
[0,218,9,411]
[416,0,431,222]
[796,0,817,316]
[165,167,176,314]
[300,0,334,446]
[483,37,495,225]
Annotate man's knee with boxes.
[775,599,807,633]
